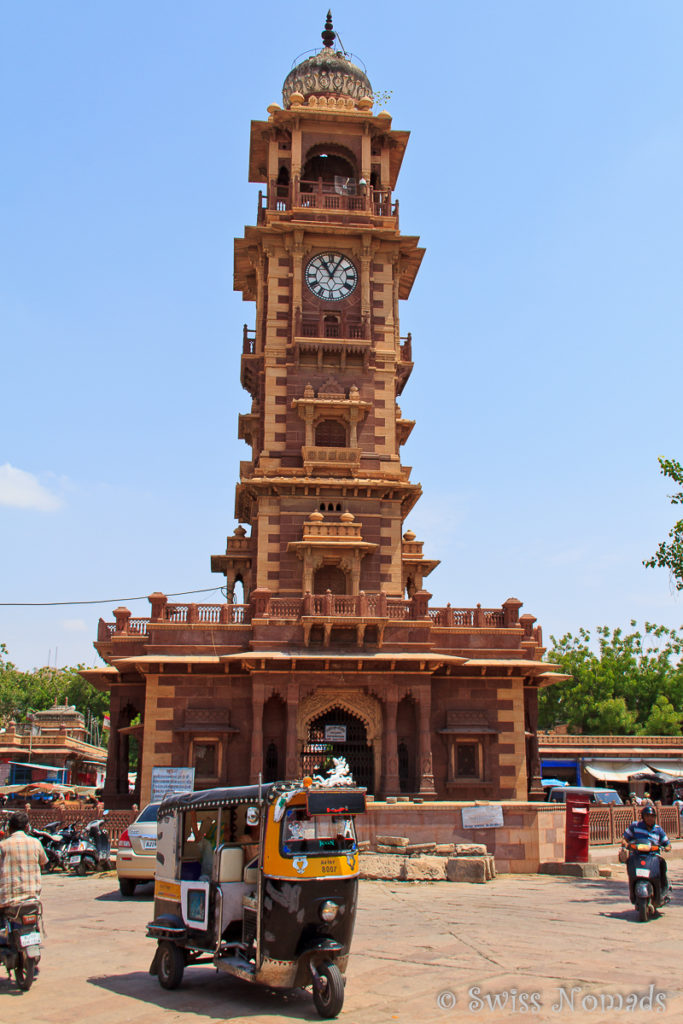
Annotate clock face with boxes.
[305,252,358,301]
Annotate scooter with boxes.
[0,901,42,990]
[67,818,111,875]
[625,842,670,921]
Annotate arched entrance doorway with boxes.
[301,707,374,793]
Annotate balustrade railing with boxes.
[103,596,517,636]
[258,182,398,222]
[589,804,681,844]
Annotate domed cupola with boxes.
[282,12,373,109]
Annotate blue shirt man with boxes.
[622,805,671,892]
[623,809,670,849]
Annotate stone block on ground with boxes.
[357,840,371,852]
[402,856,447,881]
[446,856,488,883]
[538,862,600,878]
[376,835,409,848]
[598,866,612,878]
[435,843,455,856]
[405,842,437,855]
[360,854,405,880]
[455,843,488,856]
[376,844,403,854]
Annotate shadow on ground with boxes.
[88,968,319,1021]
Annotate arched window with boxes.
[303,152,355,185]
[315,419,346,447]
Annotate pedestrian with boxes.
[0,811,48,913]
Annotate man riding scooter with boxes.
[621,804,672,920]
[0,811,47,988]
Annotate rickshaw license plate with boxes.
[69,856,81,865]
[142,840,156,849]
[635,868,650,877]
[20,932,41,948]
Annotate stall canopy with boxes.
[584,761,659,783]
[646,761,683,780]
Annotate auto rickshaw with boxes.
[147,778,366,1018]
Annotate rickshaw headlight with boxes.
[320,900,340,922]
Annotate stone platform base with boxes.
[358,801,566,873]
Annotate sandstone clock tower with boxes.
[218,14,434,610]
[89,17,560,812]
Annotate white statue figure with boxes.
[313,756,354,787]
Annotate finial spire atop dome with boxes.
[321,11,336,49]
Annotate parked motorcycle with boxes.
[0,901,42,990]
[67,818,111,875]
[32,822,81,873]
[625,842,670,921]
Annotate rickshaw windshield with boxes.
[280,808,357,857]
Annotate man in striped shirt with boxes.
[0,811,47,910]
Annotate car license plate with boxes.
[69,855,81,865]
[19,932,41,948]
[635,868,650,877]
[142,840,156,850]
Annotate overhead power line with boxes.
[0,586,224,607]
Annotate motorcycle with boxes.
[0,901,42,990]
[625,841,670,921]
[32,822,81,873]
[67,818,112,875]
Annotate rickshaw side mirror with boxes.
[218,845,244,883]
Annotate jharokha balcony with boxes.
[257,180,398,225]
[97,592,542,653]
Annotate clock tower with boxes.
[222,13,429,608]
[89,16,561,811]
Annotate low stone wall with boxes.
[357,801,565,873]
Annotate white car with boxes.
[116,802,160,897]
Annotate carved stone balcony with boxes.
[301,445,361,476]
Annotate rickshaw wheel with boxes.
[157,941,185,990]
[312,962,344,1018]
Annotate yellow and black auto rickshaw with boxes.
[147,778,366,1018]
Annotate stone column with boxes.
[524,684,544,801]
[417,685,436,795]
[250,680,265,783]
[285,682,300,778]
[103,690,122,805]
[383,687,400,796]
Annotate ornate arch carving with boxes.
[297,689,382,744]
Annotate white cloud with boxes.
[62,618,87,632]
[0,463,63,511]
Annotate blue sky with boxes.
[2,1,683,670]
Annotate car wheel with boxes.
[118,877,137,897]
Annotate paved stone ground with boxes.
[3,863,682,1023]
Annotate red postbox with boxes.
[565,793,590,863]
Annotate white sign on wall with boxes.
[151,766,195,803]
[461,805,504,829]
[324,725,347,742]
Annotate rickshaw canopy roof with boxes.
[159,782,276,815]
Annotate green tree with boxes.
[539,623,683,735]
[642,695,681,735]
[644,456,683,590]
[0,644,109,731]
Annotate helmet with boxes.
[641,804,656,819]
[246,806,259,827]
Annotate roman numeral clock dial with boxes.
[305,252,357,301]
